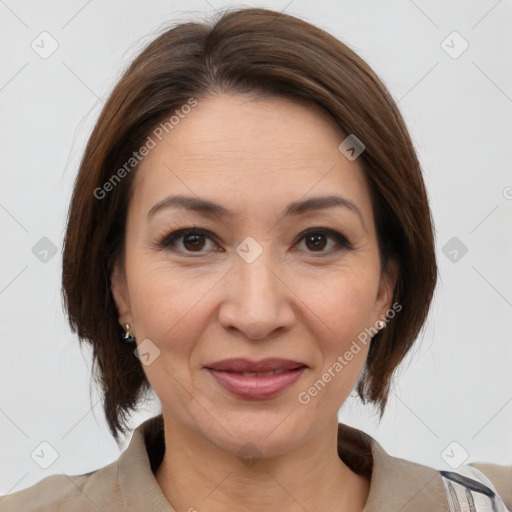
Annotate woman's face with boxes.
[112,94,396,456]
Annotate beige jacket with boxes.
[1,414,510,511]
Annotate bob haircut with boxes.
[62,7,437,442]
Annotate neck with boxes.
[154,416,370,512]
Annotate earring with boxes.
[376,319,387,330]
[122,323,136,343]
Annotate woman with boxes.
[1,7,510,512]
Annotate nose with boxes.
[218,247,296,340]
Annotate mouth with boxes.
[205,357,307,372]
[204,358,308,399]
[218,368,298,377]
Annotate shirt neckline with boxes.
[118,414,448,512]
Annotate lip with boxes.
[204,358,308,400]
[205,358,307,372]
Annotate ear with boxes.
[110,259,132,326]
[374,258,399,321]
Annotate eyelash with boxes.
[155,226,354,257]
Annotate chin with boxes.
[194,406,311,459]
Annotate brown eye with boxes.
[296,229,353,255]
[157,228,217,254]
[182,232,206,251]
[157,227,352,257]
[304,233,328,251]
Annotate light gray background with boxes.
[1,0,511,495]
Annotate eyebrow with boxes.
[147,194,366,229]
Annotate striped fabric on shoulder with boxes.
[440,464,510,512]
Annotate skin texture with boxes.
[111,94,398,512]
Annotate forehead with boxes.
[131,94,373,224]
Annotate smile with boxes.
[205,360,307,400]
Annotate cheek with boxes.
[301,265,378,341]
[126,261,220,356]
[298,270,376,389]
[126,241,379,375]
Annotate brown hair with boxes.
[62,7,437,441]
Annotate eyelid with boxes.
[156,227,219,252]
[155,226,354,255]
[293,227,353,251]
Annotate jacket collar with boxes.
[338,422,449,511]
[119,414,449,512]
